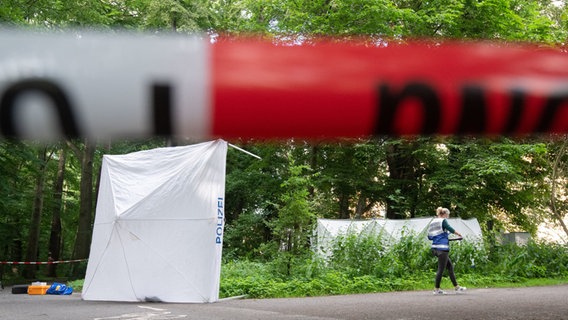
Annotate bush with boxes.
[219,237,568,299]
[449,238,490,275]
[327,233,386,277]
[489,240,568,279]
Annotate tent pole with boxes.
[228,143,262,160]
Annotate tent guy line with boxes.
[228,143,262,159]
[2,30,568,142]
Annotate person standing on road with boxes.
[428,207,467,295]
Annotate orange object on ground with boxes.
[27,285,50,295]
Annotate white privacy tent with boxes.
[82,140,227,303]
[314,218,483,258]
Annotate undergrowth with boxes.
[219,235,568,299]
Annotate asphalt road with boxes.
[1,284,567,319]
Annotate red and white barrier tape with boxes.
[1,30,568,140]
[0,259,87,265]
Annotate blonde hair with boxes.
[436,207,450,217]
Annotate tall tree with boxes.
[384,139,421,219]
[47,146,66,277]
[548,137,568,238]
[69,140,96,277]
[0,141,37,274]
[137,0,215,32]
[23,146,52,278]
[270,154,315,274]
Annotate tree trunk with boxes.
[337,193,350,219]
[385,141,418,219]
[550,139,568,239]
[354,195,367,219]
[308,145,319,198]
[47,147,66,278]
[23,147,47,279]
[71,140,95,278]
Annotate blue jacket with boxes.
[428,218,452,251]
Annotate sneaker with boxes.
[455,286,467,292]
[433,289,446,295]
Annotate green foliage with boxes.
[66,279,84,292]
[266,154,316,274]
[273,160,314,242]
[223,210,268,260]
[490,240,568,278]
[220,236,568,299]
[141,0,214,32]
[327,233,387,277]
[218,0,566,44]
[419,137,550,232]
[312,140,387,219]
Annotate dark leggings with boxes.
[431,249,457,288]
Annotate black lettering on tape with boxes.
[0,79,80,139]
[503,89,525,134]
[537,87,568,132]
[458,85,487,134]
[375,82,441,135]
[152,84,173,136]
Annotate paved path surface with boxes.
[1,284,567,319]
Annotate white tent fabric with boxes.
[315,218,482,258]
[82,140,227,303]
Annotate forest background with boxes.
[1,0,568,298]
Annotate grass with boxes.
[475,277,568,289]
[217,235,568,299]
[219,267,568,299]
